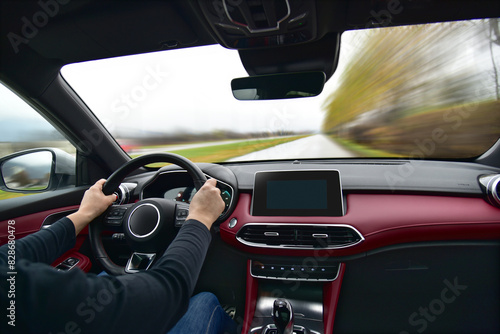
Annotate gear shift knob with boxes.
[272,298,294,334]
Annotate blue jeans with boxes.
[167,292,238,334]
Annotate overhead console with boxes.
[196,0,341,81]
[197,0,318,49]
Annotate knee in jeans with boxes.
[192,292,220,307]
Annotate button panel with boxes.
[175,203,190,227]
[251,260,340,281]
[55,257,80,271]
[104,204,132,226]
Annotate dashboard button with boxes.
[228,218,237,228]
[176,209,189,218]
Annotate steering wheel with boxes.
[89,153,207,275]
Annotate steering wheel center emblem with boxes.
[127,203,160,238]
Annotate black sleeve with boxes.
[0,218,212,334]
[0,217,76,265]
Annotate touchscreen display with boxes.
[252,170,344,216]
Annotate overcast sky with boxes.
[61,44,339,137]
[0,83,62,141]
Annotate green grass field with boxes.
[131,135,309,166]
[0,190,28,201]
[168,135,309,162]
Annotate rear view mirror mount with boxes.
[231,72,326,100]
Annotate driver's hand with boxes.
[186,178,225,230]
[68,179,117,235]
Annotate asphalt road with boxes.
[228,134,357,161]
[128,136,295,155]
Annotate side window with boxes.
[0,82,76,201]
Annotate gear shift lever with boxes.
[272,298,294,334]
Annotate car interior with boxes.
[1,0,500,333]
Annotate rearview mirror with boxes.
[0,148,75,193]
[231,72,326,100]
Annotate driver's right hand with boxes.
[186,178,225,230]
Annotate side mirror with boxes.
[231,72,326,100]
[0,148,75,193]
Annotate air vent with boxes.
[236,223,364,249]
[479,174,500,208]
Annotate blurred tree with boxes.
[322,20,497,136]
[489,19,500,99]
[11,169,30,187]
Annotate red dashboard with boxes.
[221,192,500,333]
[220,193,500,256]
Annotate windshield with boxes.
[62,18,500,163]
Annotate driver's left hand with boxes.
[68,179,117,235]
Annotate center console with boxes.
[243,260,345,334]
[239,170,348,333]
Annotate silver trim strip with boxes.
[236,223,364,250]
[115,182,137,205]
[489,175,500,205]
[480,174,500,207]
[125,252,156,273]
[41,209,78,229]
[254,324,321,334]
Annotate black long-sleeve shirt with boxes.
[0,217,212,333]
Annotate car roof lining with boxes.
[2,0,499,90]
